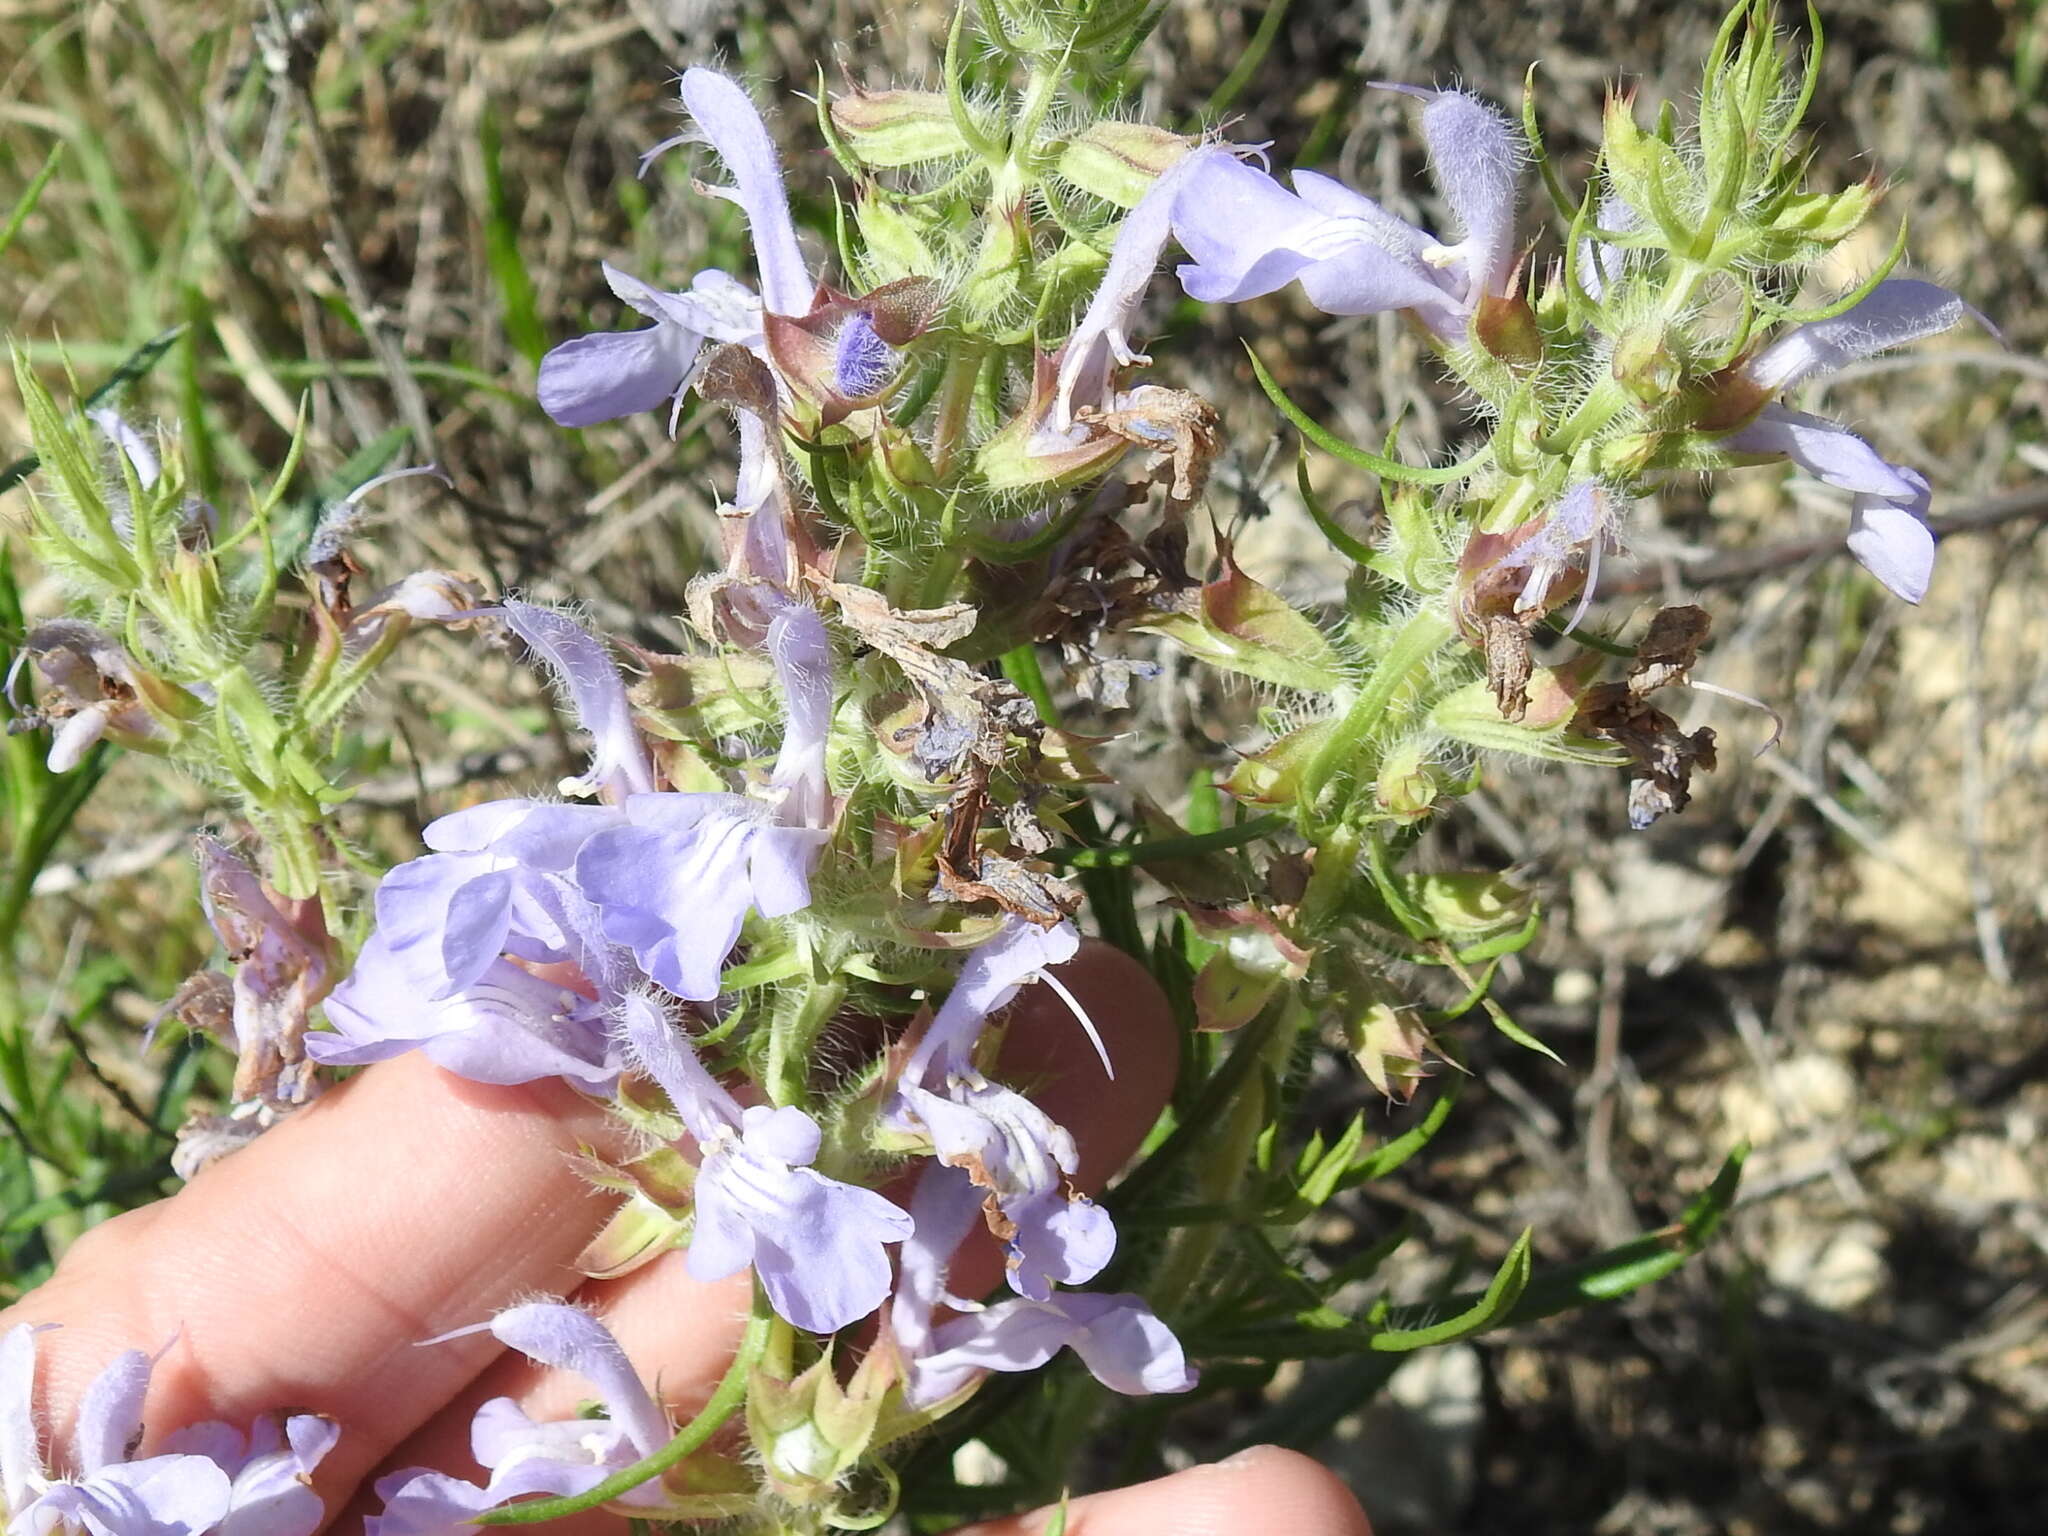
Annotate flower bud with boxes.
[1411,870,1535,948]
[829,88,974,169]
[1346,1002,1438,1103]
[1220,718,1337,810]
[1610,326,1682,405]
[1055,120,1194,209]
[852,186,940,287]
[1136,544,1347,692]
[1187,906,1313,1031]
[1373,740,1442,824]
[746,1351,891,1510]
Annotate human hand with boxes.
[0,942,1368,1535]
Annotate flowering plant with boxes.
[0,1,1982,1530]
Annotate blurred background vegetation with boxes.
[1,0,2044,1530]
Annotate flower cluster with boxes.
[1,1325,335,1536]
[4,1,1982,1529]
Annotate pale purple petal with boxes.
[885,1163,985,1374]
[1055,144,1228,425]
[29,1456,234,1536]
[576,794,818,1001]
[1848,470,1936,603]
[748,826,829,921]
[421,802,616,870]
[1005,1189,1116,1300]
[1747,278,1974,391]
[417,800,544,854]
[679,68,812,318]
[916,1292,1195,1406]
[72,1348,152,1476]
[1579,193,1636,301]
[1289,171,1432,260]
[615,997,912,1331]
[1,1325,43,1512]
[909,918,1081,1077]
[1171,155,1352,304]
[47,706,113,774]
[615,992,743,1141]
[536,326,699,428]
[312,950,618,1091]
[765,604,834,828]
[436,874,517,997]
[740,1103,821,1165]
[1418,89,1521,300]
[1170,157,1458,332]
[364,1469,496,1536]
[154,1423,244,1468]
[88,410,161,488]
[499,601,655,800]
[1723,406,1920,499]
[210,1414,335,1536]
[712,1158,913,1333]
[1057,1293,1199,1395]
[1293,247,1467,334]
[487,1304,669,1459]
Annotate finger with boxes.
[362,939,1179,1524]
[0,1053,624,1514]
[949,1446,1373,1536]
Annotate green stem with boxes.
[1146,991,1308,1309]
[928,346,984,481]
[1301,607,1455,810]
[765,959,846,1110]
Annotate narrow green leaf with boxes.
[1246,347,1489,485]
[1366,1228,1532,1350]
[479,103,548,369]
[1047,815,1285,870]
[0,144,64,262]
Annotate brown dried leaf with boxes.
[1484,614,1534,722]
[1628,604,1712,694]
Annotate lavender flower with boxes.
[1720,278,1978,603]
[194,839,329,1105]
[369,1304,673,1535]
[572,603,833,1000]
[886,919,1116,1300]
[308,604,661,1088]
[7,622,186,773]
[158,1418,339,1536]
[537,66,812,431]
[1171,87,1521,342]
[499,599,656,802]
[307,799,625,1088]
[618,996,912,1332]
[312,952,621,1090]
[537,266,760,433]
[305,798,630,1089]
[2,1324,336,1536]
[1050,143,1235,433]
[886,1167,1194,1408]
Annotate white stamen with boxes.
[1689,678,1785,755]
[1036,968,1113,1080]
